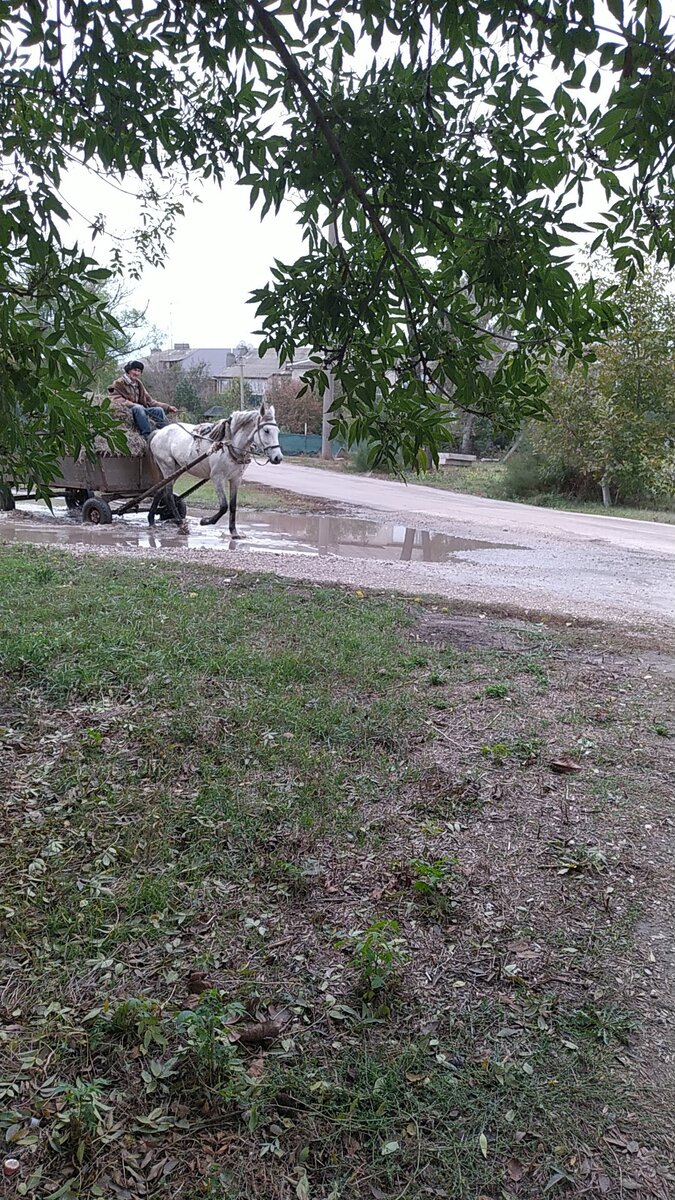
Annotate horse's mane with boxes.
[193,407,271,445]
[192,417,232,442]
[230,408,260,434]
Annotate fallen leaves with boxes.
[227,1008,291,1045]
[549,758,583,774]
[186,970,209,996]
[505,1157,526,1181]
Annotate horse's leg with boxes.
[148,490,161,525]
[147,445,174,525]
[165,486,183,525]
[228,478,241,539]
[199,472,228,526]
[148,485,179,525]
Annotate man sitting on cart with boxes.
[108,361,177,437]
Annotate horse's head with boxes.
[255,401,283,464]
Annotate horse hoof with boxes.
[199,516,209,526]
[230,532,242,540]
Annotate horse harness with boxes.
[178,415,280,465]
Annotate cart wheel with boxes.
[156,494,187,522]
[82,498,113,525]
[0,485,15,511]
[65,487,92,512]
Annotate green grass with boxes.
[180,477,333,513]
[407,464,675,522]
[0,549,672,1199]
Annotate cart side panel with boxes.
[53,456,156,496]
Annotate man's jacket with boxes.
[108,375,163,409]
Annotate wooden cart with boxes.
[0,451,208,524]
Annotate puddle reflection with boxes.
[1,503,520,564]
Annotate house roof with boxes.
[214,348,286,380]
[145,347,235,376]
[290,347,321,372]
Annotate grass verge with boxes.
[180,479,339,515]
[1,548,673,1199]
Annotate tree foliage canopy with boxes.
[528,261,675,504]
[2,0,675,487]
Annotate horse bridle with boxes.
[253,417,281,456]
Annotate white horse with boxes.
[148,402,282,536]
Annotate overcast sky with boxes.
[63,164,306,352]
[135,184,305,350]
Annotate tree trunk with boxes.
[459,412,477,455]
[600,478,612,508]
[502,433,523,463]
[321,374,334,459]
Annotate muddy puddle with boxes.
[1,502,522,564]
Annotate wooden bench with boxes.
[438,452,478,467]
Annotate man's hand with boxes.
[166,405,178,414]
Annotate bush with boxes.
[350,440,375,472]
[265,375,322,433]
[501,446,547,498]
[502,443,600,502]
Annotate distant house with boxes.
[144,344,237,396]
[213,346,320,401]
[213,348,287,401]
[289,347,320,377]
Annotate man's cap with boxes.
[125,360,144,373]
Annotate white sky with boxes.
[134,185,305,349]
[63,165,306,350]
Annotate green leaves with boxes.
[1,0,675,473]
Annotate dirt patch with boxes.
[409,610,545,651]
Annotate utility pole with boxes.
[321,214,338,459]
[239,358,245,410]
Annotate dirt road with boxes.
[241,463,675,630]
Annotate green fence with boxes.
[279,433,323,455]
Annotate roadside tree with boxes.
[265,376,322,434]
[518,264,675,505]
